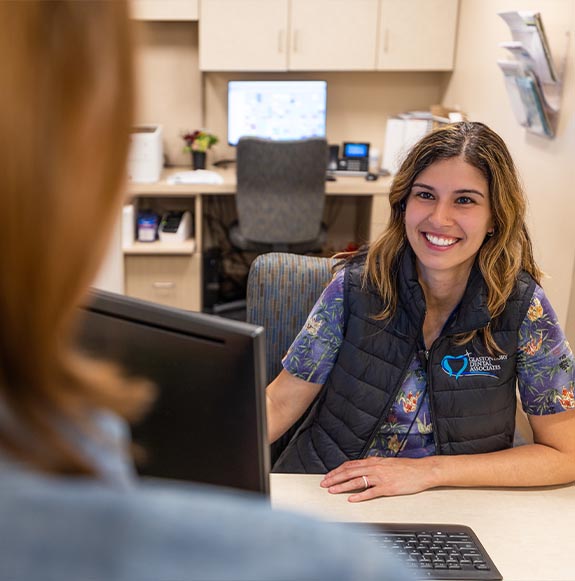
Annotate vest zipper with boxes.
[426,341,442,455]
[358,345,418,459]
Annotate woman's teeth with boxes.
[425,233,458,247]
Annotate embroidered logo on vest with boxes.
[441,350,508,380]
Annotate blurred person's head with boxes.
[0,1,149,475]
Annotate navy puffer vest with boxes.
[274,248,536,474]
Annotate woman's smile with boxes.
[422,232,460,249]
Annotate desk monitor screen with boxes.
[75,289,270,495]
[227,80,327,145]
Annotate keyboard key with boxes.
[475,564,491,570]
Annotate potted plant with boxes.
[182,130,218,170]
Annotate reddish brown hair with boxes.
[0,1,151,475]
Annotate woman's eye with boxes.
[455,196,474,205]
[415,191,434,200]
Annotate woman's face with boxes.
[404,156,493,281]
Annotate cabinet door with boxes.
[289,0,378,70]
[199,0,289,71]
[377,0,459,70]
[125,255,201,311]
[131,0,198,21]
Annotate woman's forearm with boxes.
[266,393,291,444]
[426,443,575,489]
[265,369,323,444]
[428,410,575,489]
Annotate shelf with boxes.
[123,239,196,256]
[130,0,198,21]
[127,166,236,196]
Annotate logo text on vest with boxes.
[441,351,507,380]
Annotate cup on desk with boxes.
[328,144,339,171]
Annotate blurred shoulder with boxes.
[0,472,407,581]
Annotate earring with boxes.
[486,230,494,237]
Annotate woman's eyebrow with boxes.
[412,182,435,190]
[412,182,486,198]
[455,189,486,198]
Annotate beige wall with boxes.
[441,0,575,335]
[133,21,203,166]
[128,6,575,339]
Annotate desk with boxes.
[270,474,574,581]
[123,167,391,311]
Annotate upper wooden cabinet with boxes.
[289,0,379,71]
[199,0,290,71]
[199,0,459,71]
[131,0,199,21]
[200,0,379,71]
[376,0,458,70]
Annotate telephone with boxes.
[329,142,370,174]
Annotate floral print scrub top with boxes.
[283,270,575,458]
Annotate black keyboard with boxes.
[357,523,502,580]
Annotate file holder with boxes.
[497,11,568,139]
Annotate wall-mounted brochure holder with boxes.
[497,11,567,139]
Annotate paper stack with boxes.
[381,111,452,175]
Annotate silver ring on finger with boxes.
[362,475,370,489]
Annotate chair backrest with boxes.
[236,138,328,244]
[246,252,335,384]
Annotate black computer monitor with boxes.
[227,79,327,145]
[75,289,270,495]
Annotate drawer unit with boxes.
[125,255,201,311]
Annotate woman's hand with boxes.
[320,456,437,502]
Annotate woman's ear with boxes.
[486,220,495,237]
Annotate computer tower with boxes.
[202,247,222,310]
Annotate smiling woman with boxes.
[265,121,575,502]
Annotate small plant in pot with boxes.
[182,130,218,170]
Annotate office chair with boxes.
[246,252,335,464]
[230,137,329,253]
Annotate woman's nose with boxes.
[428,201,453,226]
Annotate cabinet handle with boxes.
[292,29,299,53]
[152,282,175,289]
[384,28,390,53]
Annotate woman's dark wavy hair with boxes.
[363,121,542,352]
